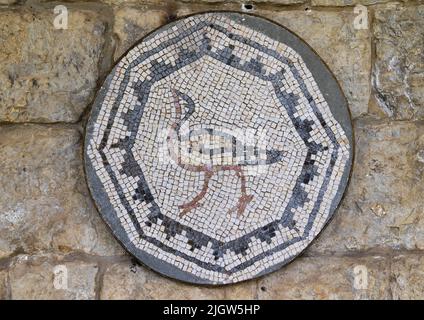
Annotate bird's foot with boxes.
[228,194,254,216]
[178,202,202,217]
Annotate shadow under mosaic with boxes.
[84,12,353,284]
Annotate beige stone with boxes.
[9,254,98,299]
[391,254,424,300]
[308,121,424,254]
[249,0,305,3]
[373,5,424,120]
[0,125,124,258]
[0,269,8,299]
[0,8,107,123]
[225,280,257,299]
[258,256,390,299]
[0,0,18,5]
[174,2,235,18]
[101,0,165,5]
[180,0,305,4]
[101,261,228,299]
[103,0,304,4]
[113,7,168,60]
[311,0,398,5]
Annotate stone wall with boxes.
[0,0,423,300]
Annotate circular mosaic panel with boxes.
[85,12,353,284]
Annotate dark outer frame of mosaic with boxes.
[84,11,354,285]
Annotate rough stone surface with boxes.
[391,254,424,300]
[100,0,164,4]
[264,9,371,118]
[258,256,390,299]
[0,8,107,123]
[225,281,257,299]
[0,270,7,299]
[0,125,124,258]
[181,0,306,4]
[0,0,17,5]
[311,0,397,5]
[101,261,228,299]
[113,7,167,60]
[9,255,98,300]
[308,121,424,254]
[253,0,305,3]
[373,6,424,120]
[103,0,304,4]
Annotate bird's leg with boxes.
[179,170,213,217]
[229,168,254,216]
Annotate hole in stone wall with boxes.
[242,3,255,11]
[167,13,177,23]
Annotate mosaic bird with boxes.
[167,89,285,217]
